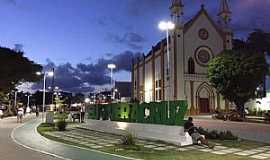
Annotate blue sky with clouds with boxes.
[1,0,270,92]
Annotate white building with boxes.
[132,0,233,115]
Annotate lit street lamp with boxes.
[107,64,116,100]
[84,98,90,103]
[36,70,54,122]
[159,21,175,118]
[107,64,116,86]
[25,93,32,109]
[14,91,17,108]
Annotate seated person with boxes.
[184,117,214,149]
[0,109,3,119]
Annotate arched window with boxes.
[188,58,195,74]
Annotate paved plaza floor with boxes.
[44,127,270,160]
[6,115,270,160]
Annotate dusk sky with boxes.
[1,0,270,92]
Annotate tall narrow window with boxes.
[188,58,195,74]
[155,79,162,101]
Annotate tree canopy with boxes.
[0,47,42,93]
[208,49,268,117]
[208,30,270,117]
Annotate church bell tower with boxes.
[218,0,233,49]
[218,0,232,26]
[170,0,185,100]
[170,0,184,26]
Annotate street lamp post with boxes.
[36,71,54,122]
[107,64,116,101]
[159,21,175,118]
[14,91,17,108]
[26,94,31,109]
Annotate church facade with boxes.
[131,0,233,115]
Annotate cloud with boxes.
[230,0,270,37]
[107,32,146,50]
[96,16,132,31]
[126,0,166,17]
[32,51,141,93]
[3,0,17,5]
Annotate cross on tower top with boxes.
[218,0,231,25]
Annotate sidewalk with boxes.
[12,117,136,160]
[0,114,61,160]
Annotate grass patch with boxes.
[102,146,254,160]
[37,123,268,160]
[37,123,56,134]
[210,139,267,150]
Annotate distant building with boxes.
[132,0,233,115]
[114,81,132,102]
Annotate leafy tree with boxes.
[0,47,42,93]
[208,50,268,118]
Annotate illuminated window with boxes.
[155,79,162,101]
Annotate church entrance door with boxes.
[199,98,210,113]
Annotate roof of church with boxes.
[184,5,224,36]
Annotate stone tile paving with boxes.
[45,128,270,160]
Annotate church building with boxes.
[131,0,233,115]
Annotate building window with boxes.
[155,79,162,101]
[166,68,170,81]
[188,58,195,74]
[134,80,137,90]
[194,46,212,67]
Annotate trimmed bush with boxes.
[197,127,237,140]
[54,112,68,120]
[121,132,136,146]
[56,120,67,131]
[39,123,55,128]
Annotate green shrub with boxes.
[39,123,55,128]
[209,130,219,139]
[121,132,136,146]
[197,127,237,140]
[37,123,56,133]
[224,131,238,140]
[56,120,67,131]
[54,112,68,120]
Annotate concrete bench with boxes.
[81,119,193,146]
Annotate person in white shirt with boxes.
[17,106,24,123]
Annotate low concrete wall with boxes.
[81,119,192,146]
